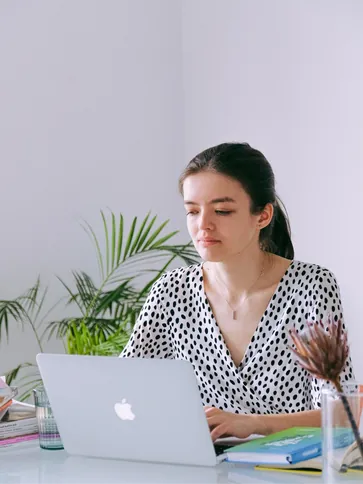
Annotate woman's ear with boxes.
[258,203,274,229]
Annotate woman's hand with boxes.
[204,406,264,441]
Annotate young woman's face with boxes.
[183,171,266,262]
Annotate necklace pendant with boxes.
[232,310,237,320]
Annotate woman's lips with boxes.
[198,239,220,247]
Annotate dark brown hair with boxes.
[179,142,294,259]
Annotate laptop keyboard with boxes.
[214,443,233,456]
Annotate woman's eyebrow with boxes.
[184,197,236,205]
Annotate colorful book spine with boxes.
[0,417,38,440]
[0,399,13,419]
[288,443,321,464]
[0,433,39,448]
[289,429,354,464]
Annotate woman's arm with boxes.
[205,407,322,441]
[309,269,355,407]
[253,409,321,435]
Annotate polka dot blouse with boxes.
[120,260,355,414]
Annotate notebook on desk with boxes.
[36,354,241,467]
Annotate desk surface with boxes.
[0,441,358,484]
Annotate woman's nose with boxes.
[198,212,214,231]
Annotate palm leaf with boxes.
[107,242,198,285]
[44,317,74,340]
[5,362,42,401]
[128,212,151,256]
[116,213,124,266]
[122,216,138,261]
[32,286,50,326]
[0,300,26,343]
[93,329,131,356]
[19,277,41,314]
[12,373,43,402]
[18,378,43,402]
[66,322,131,356]
[57,272,98,315]
[5,362,36,386]
[141,220,170,250]
[66,322,112,355]
[94,281,136,316]
[149,231,179,249]
[111,212,116,269]
[56,276,86,314]
[82,219,105,280]
[107,253,171,285]
[135,214,157,252]
[160,243,200,266]
[73,272,97,307]
[110,250,169,271]
[45,316,121,340]
[101,210,110,275]
[80,272,97,295]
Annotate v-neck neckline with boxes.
[200,259,295,371]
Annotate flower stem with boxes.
[334,380,363,463]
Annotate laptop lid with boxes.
[36,354,218,467]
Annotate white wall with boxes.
[1,0,362,381]
[182,0,363,377]
[0,0,185,374]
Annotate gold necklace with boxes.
[211,259,265,320]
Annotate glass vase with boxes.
[322,383,363,482]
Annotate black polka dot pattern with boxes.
[121,261,355,414]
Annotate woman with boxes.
[121,142,354,441]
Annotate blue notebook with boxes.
[221,427,354,465]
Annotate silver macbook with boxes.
[36,354,226,467]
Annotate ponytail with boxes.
[260,197,294,259]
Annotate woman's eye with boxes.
[215,210,232,215]
[186,210,233,216]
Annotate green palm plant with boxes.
[65,322,131,356]
[45,210,199,350]
[0,211,199,400]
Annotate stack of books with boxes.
[0,376,38,449]
[220,427,363,476]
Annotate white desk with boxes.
[0,441,357,484]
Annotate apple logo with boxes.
[114,398,135,421]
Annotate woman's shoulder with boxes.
[291,260,339,288]
[152,263,203,289]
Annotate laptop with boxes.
[36,353,230,467]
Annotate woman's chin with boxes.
[198,247,227,263]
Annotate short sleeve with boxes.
[119,277,174,359]
[309,269,355,409]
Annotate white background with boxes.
[0,0,362,379]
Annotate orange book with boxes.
[0,377,17,421]
[0,399,13,413]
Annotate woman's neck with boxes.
[204,249,271,303]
